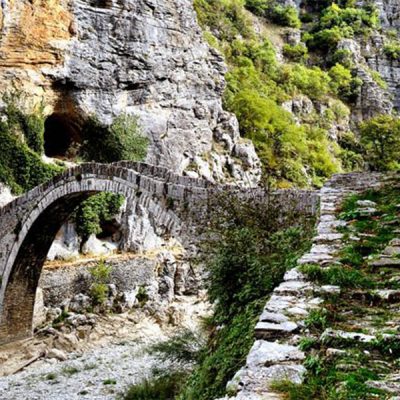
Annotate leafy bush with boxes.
[22,112,45,154]
[244,0,269,15]
[90,259,112,305]
[0,91,60,194]
[124,372,187,400]
[177,193,315,399]
[0,124,62,194]
[81,114,149,163]
[283,43,308,62]
[150,329,206,366]
[359,114,400,171]
[306,3,379,53]
[270,5,301,28]
[328,63,362,102]
[74,192,124,240]
[299,264,374,288]
[384,40,400,60]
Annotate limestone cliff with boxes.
[0,0,261,185]
[279,0,400,121]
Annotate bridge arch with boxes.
[0,162,318,345]
[0,164,185,344]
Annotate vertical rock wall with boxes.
[0,0,261,185]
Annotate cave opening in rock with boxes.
[44,114,81,159]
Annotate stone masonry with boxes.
[0,162,317,345]
[221,172,385,400]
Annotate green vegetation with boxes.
[175,194,315,399]
[81,114,149,163]
[89,259,112,306]
[193,0,383,187]
[384,39,400,60]
[136,286,149,307]
[283,43,308,62]
[272,361,385,400]
[45,373,58,381]
[0,92,62,194]
[359,114,400,171]
[150,329,205,366]
[299,264,374,288]
[121,194,315,400]
[196,0,399,183]
[74,192,125,241]
[304,308,331,332]
[276,183,400,399]
[103,379,117,385]
[305,3,379,54]
[123,372,187,400]
[62,366,80,376]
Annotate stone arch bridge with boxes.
[0,162,317,345]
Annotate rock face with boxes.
[343,1,400,117]
[0,0,261,185]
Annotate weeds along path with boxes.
[222,172,399,400]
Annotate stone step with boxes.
[246,340,305,368]
[264,294,323,316]
[273,281,315,296]
[367,374,400,395]
[283,268,306,282]
[370,258,400,268]
[350,289,400,304]
[384,246,400,256]
[321,328,377,345]
[254,321,299,339]
[298,253,335,266]
[313,233,343,243]
[321,328,400,348]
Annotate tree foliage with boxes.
[74,192,125,240]
[177,193,316,399]
[81,114,149,163]
[360,115,400,171]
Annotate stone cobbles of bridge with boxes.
[0,162,318,346]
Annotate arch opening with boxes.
[0,191,97,343]
[44,114,82,159]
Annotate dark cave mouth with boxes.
[44,114,82,159]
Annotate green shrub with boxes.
[328,63,362,102]
[0,125,62,194]
[90,260,112,305]
[0,92,60,194]
[304,308,330,332]
[81,114,149,163]
[74,192,124,240]
[270,5,301,28]
[331,49,354,68]
[359,114,400,171]
[244,0,269,15]
[124,372,187,400]
[299,264,374,288]
[384,40,400,60]
[283,43,308,62]
[177,194,315,399]
[136,286,149,306]
[150,329,206,366]
[306,3,379,53]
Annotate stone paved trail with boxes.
[222,172,395,400]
